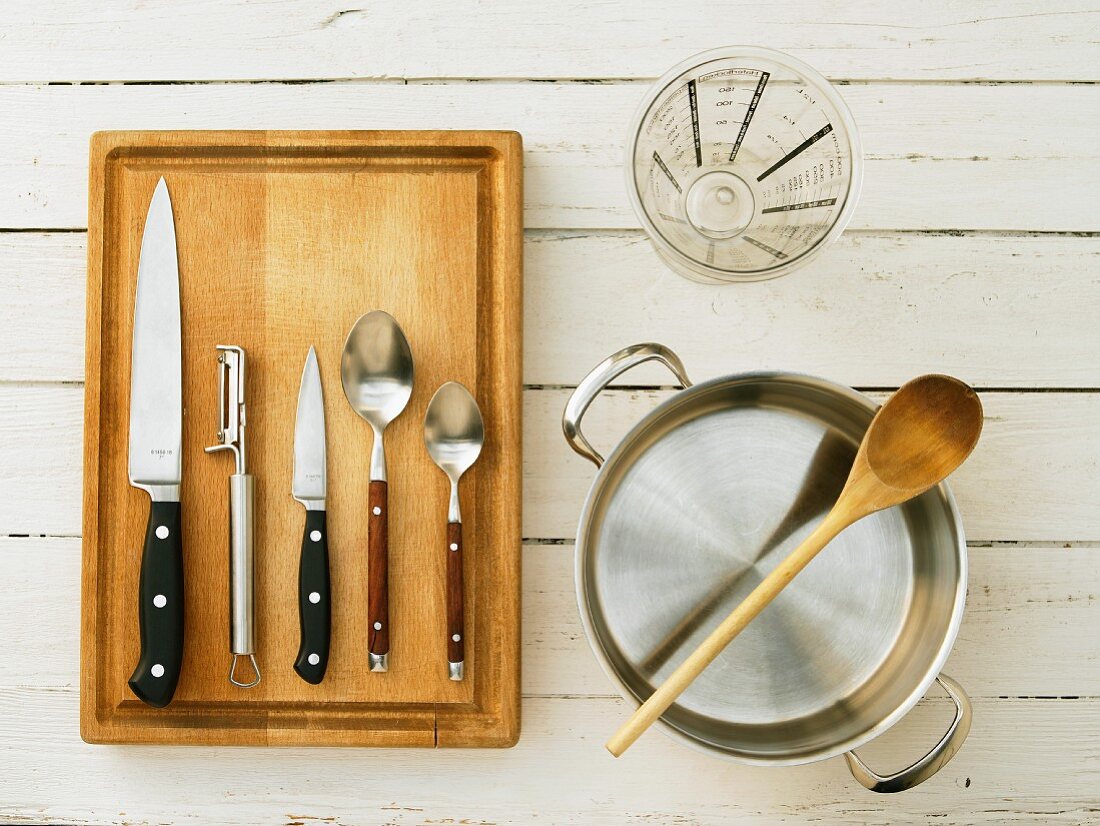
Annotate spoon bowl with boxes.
[341,311,414,435]
[425,382,485,488]
[864,374,984,494]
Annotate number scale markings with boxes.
[756,122,834,182]
[741,235,788,259]
[761,197,838,214]
[729,71,769,163]
[652,151,682,193]
[687,79,702,167]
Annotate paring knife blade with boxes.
[126,177,185,708]
[293,346,331,683]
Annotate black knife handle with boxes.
[128,499,185,708]
[294,509,331,684]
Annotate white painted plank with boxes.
[524,389,1100,542]
[0,685,1095,824]
[4,385,1100,541]
[1,1,1097,82]
[524,231,1100,389]
[4,231,1099,387]
[7,537,1094,699]
[0,233,86,382]
[0,385,84,536]
[1,82,1097,229]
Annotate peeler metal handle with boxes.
[227,472,259,687]
[205,345,261,688]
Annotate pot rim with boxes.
[572,369,968,766]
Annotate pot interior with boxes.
[578,375,964,763]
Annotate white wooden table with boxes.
[2,3,1098,823]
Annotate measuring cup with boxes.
[627,47,862,283]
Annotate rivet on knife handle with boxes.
[204,345,261,688]
[128,500,185,707]
[294,510,331,683]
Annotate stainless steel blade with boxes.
[128,177,183,495]
[293,345,327,507]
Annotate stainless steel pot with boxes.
[563,344,971,792]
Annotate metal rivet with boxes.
[449,542,458,551]
[452,634,461,642]
[308,653,320,666]
[309,591,320,604]
[155,525,169,540]
[153,594,167,608]
[373,621,382,631]
[310,529,322,542]
[151,663,165,678]
[372,506,382,516]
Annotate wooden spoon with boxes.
[606,374,984,757]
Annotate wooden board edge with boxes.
[74,129,525,154]
[466,130,523,747]
[80,131,117,741]
[79,711,440,747]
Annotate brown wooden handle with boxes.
[368,480,389,666]
[446,521,464,674]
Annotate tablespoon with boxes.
[607,374,984,756]
[424,382,485,681]
[341,311,414,672]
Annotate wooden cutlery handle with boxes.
[446,521,465,680]
[368,480,390,670]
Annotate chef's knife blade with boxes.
[127,177,185,708]
[293,346,330,683]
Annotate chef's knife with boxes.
[293,345,330,683]
[127,177,185,708]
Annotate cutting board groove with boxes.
[80,130,522,746]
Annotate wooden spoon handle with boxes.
[606,513,846,757]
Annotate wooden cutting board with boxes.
[80,130,522,746]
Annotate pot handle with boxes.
[844,674,972,793]
[562,343,692,468]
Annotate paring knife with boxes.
[292,346,331,683]
[127,177,185,708]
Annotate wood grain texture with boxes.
[3,685,1099,824]
[6,385,1100,542]
[4,231,1099,388]
[79,130,523,746]
[1,83,1097,230]
[7,538,1098,698]
[1,0,1096,81]
[447,521,464,666]
[367,479,390,660]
